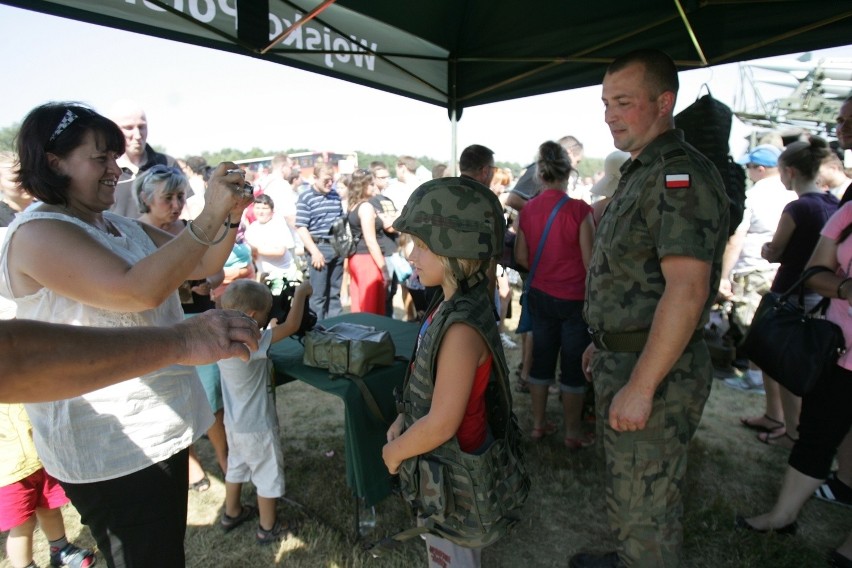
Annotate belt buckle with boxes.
[589,327,607,350]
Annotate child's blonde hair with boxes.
[220,279,272,314]
[412,236,486,289]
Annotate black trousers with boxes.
[60,448,190,568]
[790,364,852,479]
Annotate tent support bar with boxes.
[457,12,682,103]
[267,0,447,99]
[261,0,337,54]
[673,0,708,66]
[713,10,852,64]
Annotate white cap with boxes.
[589,151,630,198]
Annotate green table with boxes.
[269,313,418,508]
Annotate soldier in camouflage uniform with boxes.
[569,50,729,568]
[381,177,529,567]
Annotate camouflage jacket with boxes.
[584,129,729,333]
[397,282,529,548]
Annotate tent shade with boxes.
[5,0,852,116]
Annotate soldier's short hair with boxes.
[459,145,495,175]
[607,49,679,99]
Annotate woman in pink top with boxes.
[738,201,852,564]
[515,141,595,450]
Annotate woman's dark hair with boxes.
[16,102,125,205]
[536,140,573,185]
[347,169,374,209]
[778,136,831,181]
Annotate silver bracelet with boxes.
[187,218,229,246]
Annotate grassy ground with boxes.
[3,294,851,567]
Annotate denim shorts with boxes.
[526,287,587,392]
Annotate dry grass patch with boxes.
[3,300,852,567]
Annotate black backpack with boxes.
[675,91,746,236]
[328,215,358,258]
[265,278,317,337]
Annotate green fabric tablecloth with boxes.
[269,313,418,506]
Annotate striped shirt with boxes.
[295,188,343,239]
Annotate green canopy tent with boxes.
[4,0,851,159]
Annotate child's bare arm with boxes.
[382,323,487,473]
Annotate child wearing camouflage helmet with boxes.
[381,177,529,567]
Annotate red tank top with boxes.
[417,307,492,453]
[456,355,492,453]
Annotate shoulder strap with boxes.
[781,265,835,313]
[525,194,569,290]
[336,373,388,425]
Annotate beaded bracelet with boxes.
[838,277,852,299]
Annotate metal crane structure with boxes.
[735,54,852,138]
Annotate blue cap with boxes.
[737,144,782,167]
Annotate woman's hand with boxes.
[204,163,254,220]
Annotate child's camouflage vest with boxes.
[395,283,530,548]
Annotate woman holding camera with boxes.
[0,102,252,567]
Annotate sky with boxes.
[1,4,850,165]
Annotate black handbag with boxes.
[740,266,846,396]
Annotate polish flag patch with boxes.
[665,173,690,189]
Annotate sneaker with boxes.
[815,472,852,508]
[50,543,96,568]
[723,375,765,394]
[500,333,518,349]
[256,520,297,545]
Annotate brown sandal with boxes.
[740,414,783,432]
[757,429,797,449]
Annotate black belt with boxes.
[588,328,703,352]
[314,236,333,243]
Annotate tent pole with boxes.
[450,109,458,176]
[673,0,708,66]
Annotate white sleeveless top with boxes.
[0,211,213,482]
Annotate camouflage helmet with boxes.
[393,177,505,260]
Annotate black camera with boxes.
[267,279,317,337]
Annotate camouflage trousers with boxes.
[591,342,712,567]
[730,267,775,329]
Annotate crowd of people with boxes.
[0,49,850,568]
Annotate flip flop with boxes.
[740,414,784,432]
[221,504,257,533]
